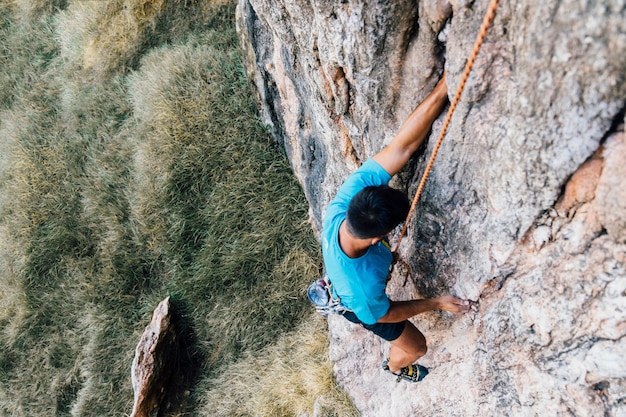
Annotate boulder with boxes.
[130,297,177,417]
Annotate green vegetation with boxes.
[0,0,357,415]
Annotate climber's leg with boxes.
[386,320,427,374]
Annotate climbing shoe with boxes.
[382,359,429,383]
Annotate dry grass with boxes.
[0,1,358,416]
[76,0,167,75]
[200,315,359,417]
[122,36,335,386]
[56,0,235,77]
[11,0,67,21]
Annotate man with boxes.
[322,74,470,383]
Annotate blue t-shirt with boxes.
[322,159,393,325]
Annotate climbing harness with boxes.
[391,0,500,277]
[307,275,350,315]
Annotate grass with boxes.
[0,0,357,415]
[199,315,359,417]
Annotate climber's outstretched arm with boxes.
[372,75,448,177]
[376,295,470,323]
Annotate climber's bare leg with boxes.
[387,321,427,373]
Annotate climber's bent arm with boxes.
[372,75,448,177]
[377,295,470,323]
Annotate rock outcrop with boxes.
[236,0,626,415]
[130,297,177,417]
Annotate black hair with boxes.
[345,185,410,239]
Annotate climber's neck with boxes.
[338,221,383,259]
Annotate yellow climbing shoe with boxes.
[382,360,429,382]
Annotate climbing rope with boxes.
[392,0,500,276]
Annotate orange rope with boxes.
[394,0,499,255]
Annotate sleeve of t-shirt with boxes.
[331,159,392,211]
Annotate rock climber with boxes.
[322,74,470,383]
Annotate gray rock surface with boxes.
[236,0,626,415]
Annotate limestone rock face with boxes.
[236,0,626,415]
[130,297,177,417]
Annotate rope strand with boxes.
[394,0,500,254]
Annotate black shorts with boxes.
[342,311,406,341]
